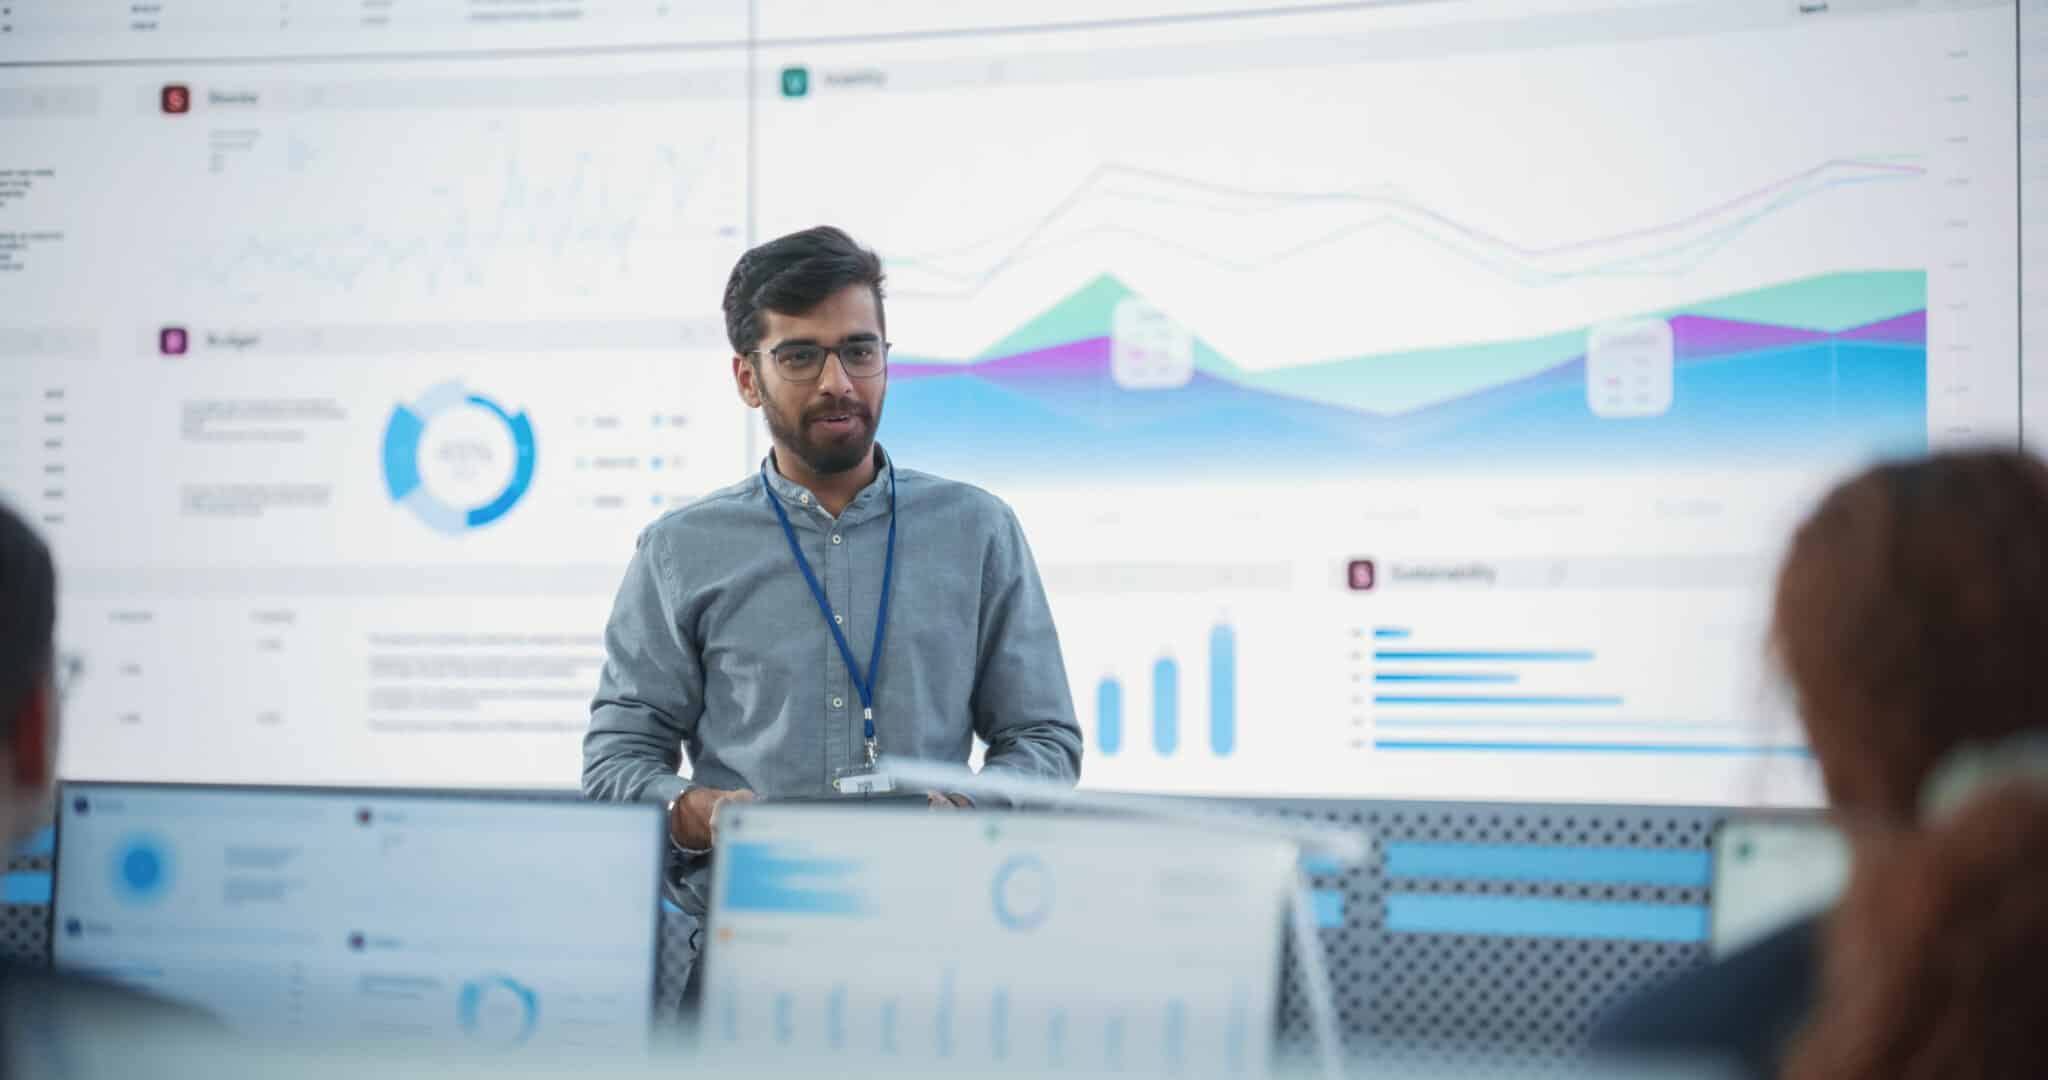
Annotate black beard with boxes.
[763,397,881,476]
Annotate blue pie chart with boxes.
[382,381,536,534]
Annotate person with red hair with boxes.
[1597,449,2048,1079]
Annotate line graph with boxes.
[177,121,743,309]
[887,158,1926,298]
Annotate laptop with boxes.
[1710,814,1849,956]
[51,782,665,1051]
[699,805,1297,1076]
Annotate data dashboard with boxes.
[0,0,2035,805]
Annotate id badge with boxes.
[831,767,897,796]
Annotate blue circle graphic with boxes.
[382,381,536,534]
[111,836,173,905]
[123,848,162,890]
[458,975,540,1047]
[991,855,1054,932]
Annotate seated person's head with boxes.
[1771,449,2048,1078]
[0,501,57,841]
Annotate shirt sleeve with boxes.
[970,503,1084,791]
[582,528,699,807]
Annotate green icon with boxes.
[780,67,810,99]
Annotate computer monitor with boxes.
[51,783,665,1052]
[699,805,1297,1076]
[1710,815,1849,957]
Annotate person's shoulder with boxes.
[894,464,1018,527]
[636,473,764,547]
[1589,914,1823,1072]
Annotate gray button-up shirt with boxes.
[582,449,1083,818]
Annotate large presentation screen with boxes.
[0,0,2026,806]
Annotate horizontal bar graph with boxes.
[1374,649,1595,662]
[1376,740,1813,756]
[1382,843,1711,886]
[1374,695,1623,706]
[1375,716,1735,729]
[1384,894,1708,943]
[1373,672,1518,684]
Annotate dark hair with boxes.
[1771,450,2048,1079]
[722,226,886,356]
[1772,449,2048,819]
[1784,784,2048,1080]
[0,499,54,722]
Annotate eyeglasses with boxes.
[751,338,890,382]
[55,651,83,705]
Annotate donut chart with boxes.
[382,382,536,534]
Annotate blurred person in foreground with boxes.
[1596,448,2048,1079]
[0,500,216,1069]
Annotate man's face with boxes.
[735,283,888,476]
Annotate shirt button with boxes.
[832,697,844,708]
[833,614,843,625]
[800,493,811,505]
[831,534,843,545]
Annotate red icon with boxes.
[161,84,191,115]
[1347,559,1377,592]
[158,327,188,355]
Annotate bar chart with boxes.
[1094,621,1236,761]
[1356,623,1808,759]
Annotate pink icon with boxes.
[1347,559,1376,592]
[159,327,188,355]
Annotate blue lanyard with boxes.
[761,461,897,765]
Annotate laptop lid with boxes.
[700,805,1297,1076]
[51,782,665,1052]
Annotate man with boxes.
[582,226,1083,906]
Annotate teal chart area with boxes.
[883,271,1928,481]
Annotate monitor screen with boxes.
[51,783,665,1052]
[2,0,2035,807]
[700,805,1296,1075]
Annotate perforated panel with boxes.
[4,799,1732,1063]
[1267,800,1724,1067]
[2,845,52,970]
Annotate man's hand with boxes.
[671,786,755,850]
[926,791,973,810]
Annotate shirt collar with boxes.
[761,445,894,526]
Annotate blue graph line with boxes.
[1374,673,1519,685]
[1385,894,1709,943]
[1383,843,1711,887]
[1375,716,1743,731]
[1375,740,1813,756]
[1375,695,1622,706]
[1375,650,1595,662]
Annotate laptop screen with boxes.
[701,805,1296,1076]
[51,783,665,1051]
